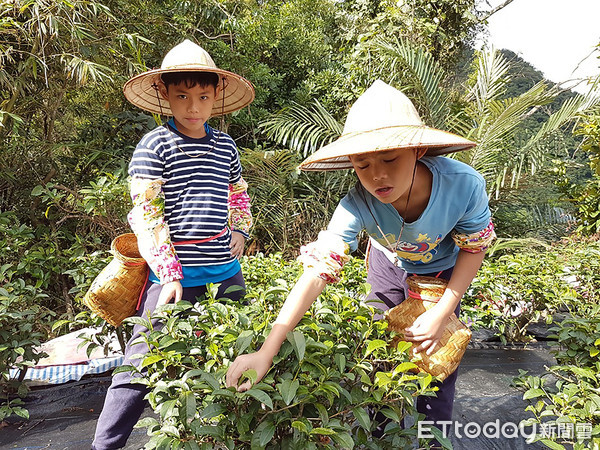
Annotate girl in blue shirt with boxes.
[226,80,495,432]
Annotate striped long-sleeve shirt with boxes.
[127,123,251,284]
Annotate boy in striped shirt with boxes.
[92,40,255,449]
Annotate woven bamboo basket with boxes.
[386,276,471,381]
[83,233,147,327]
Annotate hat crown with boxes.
[342,80,423,135]
[160,39,217,70]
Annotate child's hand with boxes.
[230,232,245,259]
[226,350,273,392]
[157,280,183,306]
[403,306,448,355]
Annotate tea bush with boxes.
[122,254,446,449]
[462,249,576,342]
[513,305,600,449]
[0,212,55,420]
[0,209,126,420]
[556,238,600,308]
[0,289,50,421]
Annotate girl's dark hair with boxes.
[161,71,219,90]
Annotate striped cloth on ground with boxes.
[8,356,124,385]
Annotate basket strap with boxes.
[134,227,228,311]
[410,271,444,278]
[407,289,440,302]
[172,227,228,246]
[136,268,150,310]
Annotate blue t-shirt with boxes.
[326,156,491,274]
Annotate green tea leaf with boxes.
[277,378,300,405]
[352,406,371,431]
[124,316,152,329]
[141,354,164,368]
[235,330,254,354]
[251,420,275,448]
[242,369,258,386]
[287,331,306,361]
[112,365,136,375]
[199,403,227,420]
[292,420,309,434]
[365,339,387,356]
[523,388,545,400]
[179,390,196,422]
[331,431,354,449]
[245,388,274,409]
[12,407,29,419]
[539,440,565,450]
[135,417,159,428]
[310,427,335,436]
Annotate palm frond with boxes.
[487,237,551,257]
[240,147,302,251]
[456,81,553,182]
[370,36,449,129]
[528,204,573,228]
[259,100,342,157]
[522,90,600,172]
[465,48,511,115]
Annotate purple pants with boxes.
[365,245,459,434]
[92,271,246,450]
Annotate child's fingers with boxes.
[237,380,252,392]
[226,359,247,388]
[157,291,172,307]
[225,362,239,387]
[414,339,440,355]
[404,325,425,338]
[425,342,439,355]
[174,287,183,303]
[229,241,242,257]
[413,339,432,353]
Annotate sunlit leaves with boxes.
[259,99,343,158]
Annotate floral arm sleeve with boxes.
[127,176,183,284]
[297,231,351,283]
[228,177,253,238]
[451,218,497,253]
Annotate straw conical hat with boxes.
[123,39,255,116]
[299,80,476,171]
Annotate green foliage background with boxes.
[2,1,600,447]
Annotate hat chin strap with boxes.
[220,77,225,130]
[152,82,166,116]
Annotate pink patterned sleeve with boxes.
[451,219,497,253]
[228,177,252,238]
[298,231,351,283]
[127,177,183,284]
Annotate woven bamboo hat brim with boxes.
[123,40,255,116]
[299,80,476,171]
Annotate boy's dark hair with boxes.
[161,71,219,90]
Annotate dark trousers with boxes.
[365,246,459,434]
[92,271,246,450]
